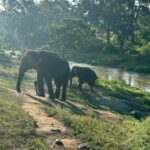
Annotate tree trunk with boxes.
[106,29,111,48]
[119,37,125,54]
[117,32,125,54]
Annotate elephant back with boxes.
[40,51,70,79]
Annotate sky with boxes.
[0,0,43,10]
[0,0,75,10]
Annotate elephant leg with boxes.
[90,86,93,92]
[37,71,45,97]
[78,79,83,91]
[78,83,83,91]
[89,84,93,92]
[45,77,54,99]
[34,80,38,95]
[62,84,67,101]
[54,80,61,99]
[88,82,94,92]
[61,80,69,101]
[69,75,74,89]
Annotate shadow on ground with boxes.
[69,84,150,119]
[26,93,87,116]
[26,81,150,120]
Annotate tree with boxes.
[1,0,39,48]
[39,0,72,24]
[76,0,118,49]
[1,0,73,48]
[48,19,97,55]
[112,0,136,52]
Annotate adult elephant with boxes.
[16,50,70,101]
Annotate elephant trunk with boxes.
[16,64,27,92]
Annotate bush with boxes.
[0,52,12,67]
[137,42,150,56]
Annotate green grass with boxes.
[46,104,150,150]
[99,79,150,112]
[65,51,150,74]
[66,78,150,114]
[0,78,48,150]
[0,65,36,81]
[44,78,150,149]
[1,64,150,149]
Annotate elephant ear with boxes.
[34,56,43,68]
[31,53,43,68]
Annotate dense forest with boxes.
[0,0,149,72]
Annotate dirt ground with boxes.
[10,88,123,150]
[20,89,82,150]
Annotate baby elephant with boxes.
[70,66,98,92]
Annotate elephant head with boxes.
[16,51,41,92]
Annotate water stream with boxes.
[69,61,150,93]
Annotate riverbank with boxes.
[65,51,150,74]
[69,61,150,93]
[1,65,150,149]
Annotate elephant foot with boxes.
[78,88,82,91]
[61,98,66,101]
[54,93,60,99]
[61,96,66,101]
[48,95,55,100]
[16,88,21,93]
[38,93,45,97]
[17,90,21,93]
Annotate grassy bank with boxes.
[0,78,48,150]
[1,64,150,149]
[65,51,150,74]
[46,106,150,150]
[45,79,150,149]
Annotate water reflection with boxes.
[69,61,150,92]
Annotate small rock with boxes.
[53,139,64,148]
[34,121,39,128]
[78,143,90,150]
[51,128,61,132]
[130,110,143,120]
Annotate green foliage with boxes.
[99,79,150,109]
[0,0,149,73]
[46,105,150,149]
[0,0,149,54]
[1,64,150,149]
[0,52,11,67]
[137,42,150,56]
[77,0,142,52]
[0,0,72,48]
[44,78,150,149]
[67,49,150,74]
[48,19,98,54]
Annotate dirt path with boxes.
[10,88,123,150]
[18,90,82,150]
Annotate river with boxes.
[69,61,150,93]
